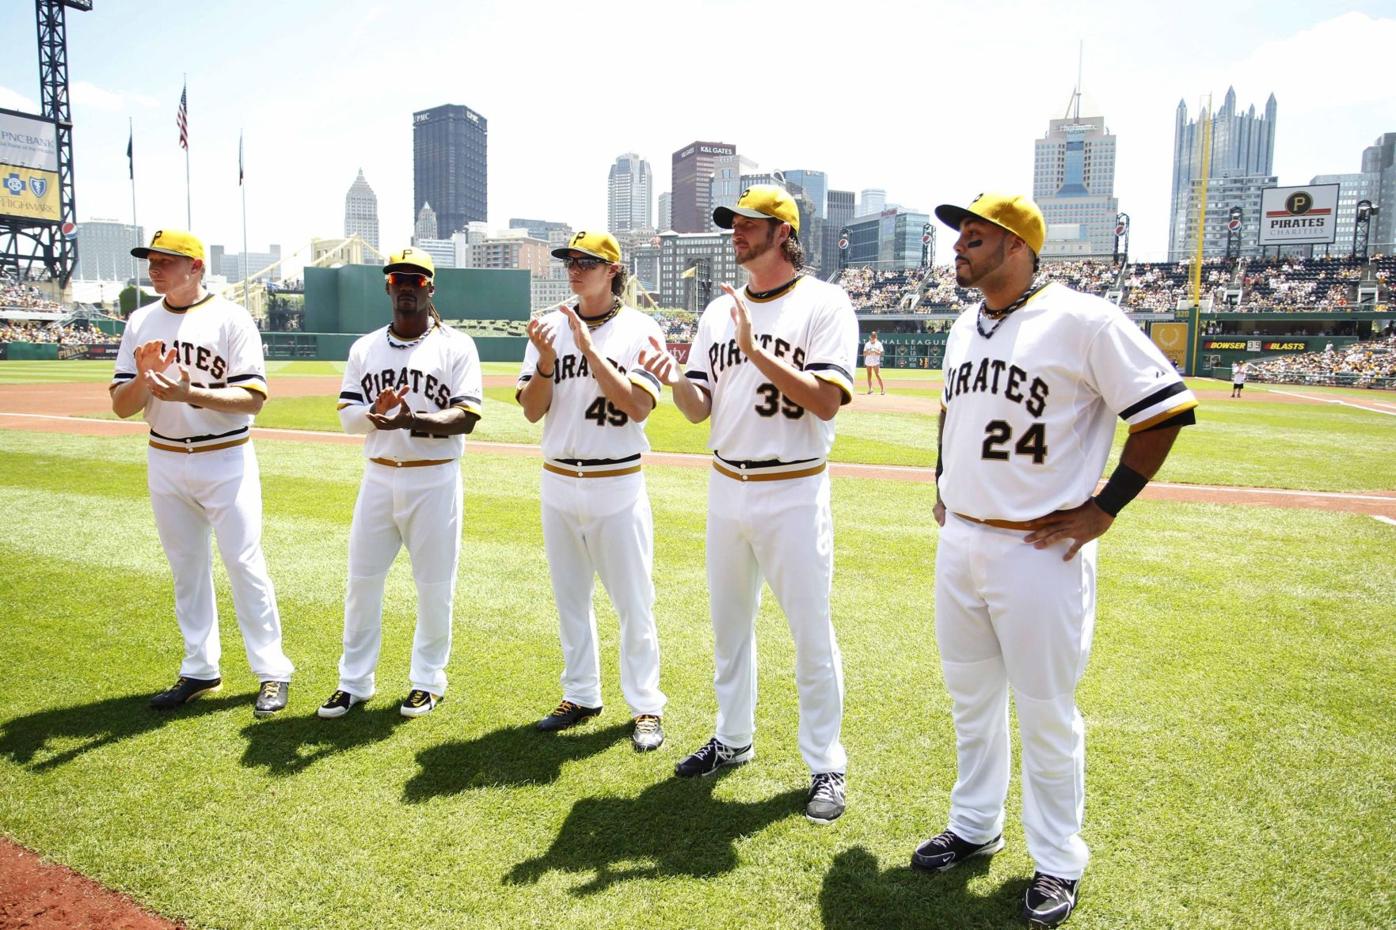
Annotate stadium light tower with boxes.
[1353,200,1373,261]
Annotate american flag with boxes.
[176,83,188,150]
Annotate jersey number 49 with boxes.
[584,396,629,426]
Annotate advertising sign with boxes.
[0,110,60,224]
[1258,184,1339,245]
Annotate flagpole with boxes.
[240,130,249,292]
[182,74,191,228]
[128,117,138,254]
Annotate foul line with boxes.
[1268,389,1396,417]
[3,412,1394,505]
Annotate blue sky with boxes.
[2,0,1393,269]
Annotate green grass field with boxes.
[0,361,1394,929]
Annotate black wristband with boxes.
[536,363,555,379]
[1092,463,1149,517]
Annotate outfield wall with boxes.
[304,265,531,334]
[260,331,527,363]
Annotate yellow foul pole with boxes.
[1188,95,1213,307]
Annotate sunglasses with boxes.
[387,272,431,288]
[561,256,609,271]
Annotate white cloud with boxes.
[71,80,159,112]
[0,85,38,114]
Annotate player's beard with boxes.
[735,227,776,265]
[955,239,1006,288]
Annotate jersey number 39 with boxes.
[754,382,805,419]
[981,420,1047,464]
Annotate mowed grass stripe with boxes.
[2,423,1394,929]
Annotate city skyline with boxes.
[1,2,1393,274]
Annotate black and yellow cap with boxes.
[131,228,205,262]
[384,247,435,277]
[713,184,800,237]
[551,230,621,264]
[935,192,1046,255]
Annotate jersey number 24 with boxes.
[981,420,1047,464]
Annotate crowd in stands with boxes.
[649,309,695,343]
[1,281,65,313]
[836,254,1391,315]
[1246,333,1396,388]
[0,320,111,345]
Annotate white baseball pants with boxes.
[541,469,665,716]
[147,442,294,682]
[934,512,1097,879]
[706,468,846,775]
[338,460,461,699]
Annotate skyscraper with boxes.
[823,190,855,274]
[1169,88,1276,259]
[413,104,488,238]
[671,141,735,233]
[709,153,759,230]
[343,169,379,250]
[781,170,828,220]
[415,203,439,243]
[1361,132,1396,252]
[1034,88,1119,258]
[75,220,143,281]
[608,153,653,233]
[657,192,672,232]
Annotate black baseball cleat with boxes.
[253,680,290,718]
[149,676,222,710]
[805,771,847,824]
[1021,872,1079,928]
[316,689,363,719]
[631,714,664,752]
[674,737,753,777]
[911,830,1005,872]
[400,689,442,718]
[536,699,602,732]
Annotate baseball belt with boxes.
[543,454,642,479]
[148,427,250,454]
[370,457,455,468]
[711,454,827,482]
[953,512,1038,531]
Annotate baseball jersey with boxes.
[863,338,884,365]
[1232,364,1247,384]
[939,282,1197,522]
[338,322,482,461]
[111,292,268,447]
[685,276,858,461]
[516,305,663,461]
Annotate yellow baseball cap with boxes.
[935,192,1046,255]
[713,184,800,237]
[551,230,621,264]
[131,228,205,262]
[384,247,435,277]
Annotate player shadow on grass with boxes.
[506,772,805,895]
[403,722,630,801]
[820,846,1021,930]
[0,692,246,772]
[238,704,407,777]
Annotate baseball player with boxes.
[515,231,668,752]
[645,185,858,824]
[1230,360,1247,397]
[915,193,1196,928]
[318,248,482,720]
[863,330,885,395]
[110,229,295,717]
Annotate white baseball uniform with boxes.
[516,304,666,716]
[863,338,884,368]
[936,281,1197,878]
[335,321,482,699]
[111,292,294,684]
[684,275,858,774]
[1232,363,1246,385]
